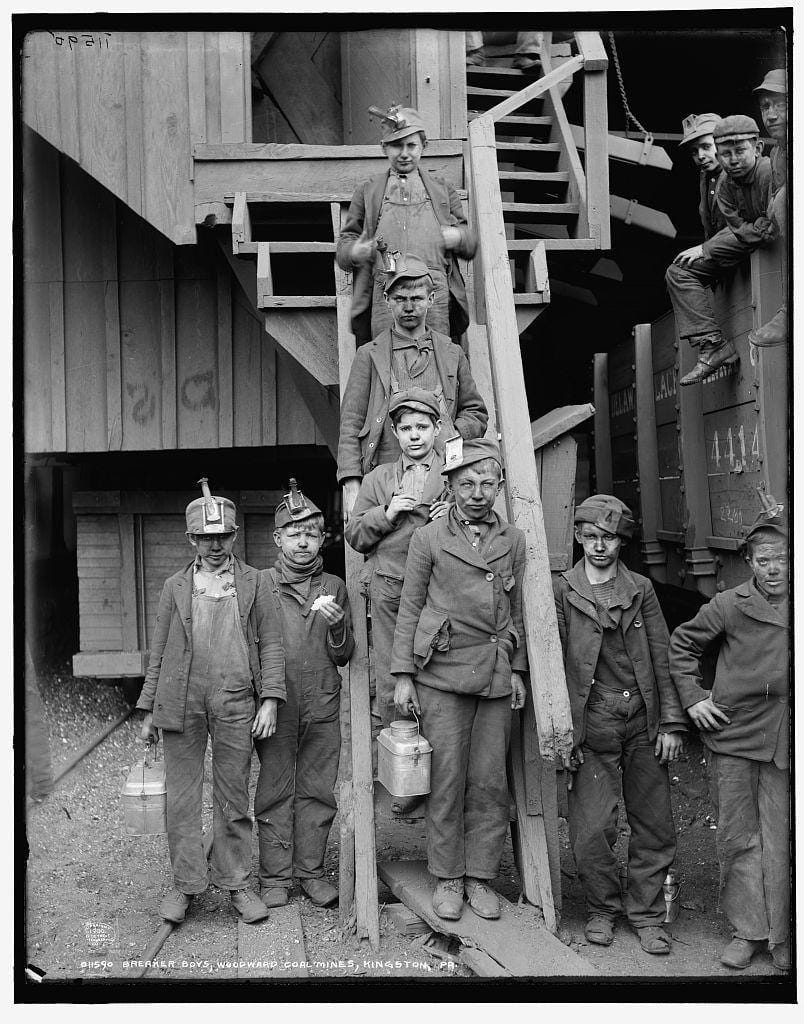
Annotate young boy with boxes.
[666,114,776,385]
[677,112,726,241]
[138,480,283,925]
[553,495,687,954]
[391,438,527,922]
[253,481,354,909]
[669,499,789,971]
[344,387,451,735]
[337,256,487,519]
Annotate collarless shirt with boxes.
[192,554,236,598]
[400,454,434,504]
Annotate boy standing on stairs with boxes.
[553,495,687,955]
[665,114,776,386]
[337,256,487,521]
[391,438,527,922]
[253,481,354,910]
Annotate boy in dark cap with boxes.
[676,112,726,241]
[391,438,527,922]
[337,256,487,519]
[553,495,687,954]
[669,496,789,971]
[336,104,476,343]
[666,114,776,385]
[138,480,284,925]
[253,481,354,909]
[750,69,788,349]
[345,387,451,755]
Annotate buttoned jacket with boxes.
[336,328,487,482]
[336,169,477,339]
[705,155,774,253]
[137,556,286,731]
[553,561,687,744]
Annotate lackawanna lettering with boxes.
[611,386,635,418]
[654,369,677,401]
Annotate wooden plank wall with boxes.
[21,29,251,244]
[23,129,326,456]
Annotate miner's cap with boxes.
[441,436,503,476]
[377,105,428,144]
[185,495,237,534]
[384,255,434,294]
[274,479,323,529]
[713,114,761,143]
[574,494,636,539]
[389,387,441,421]
[744,501,788,545]
[680,112,721,147]
[753,69,787,95]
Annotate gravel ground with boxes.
[23,659,790,992]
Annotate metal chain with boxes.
[607,31,651,138]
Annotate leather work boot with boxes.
[230,888,270,924]
[680,335,738,386]
[432,877,465,920]
[159,888,193,924]
[720,937,762,969]
[770,940,791,971]
[300,877,338,907]
[464,878,501,920]
[749,306,787,348]
[260,886,290,908]
[512,54,540,71]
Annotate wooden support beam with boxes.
[581,62,611,249]
[256,241,273,306]
[469,115,573,764]
[331,202,380,951]
[531,403,595,451]
[338,780,355,927]
[524,242,550,298]
[610,196,677,238]
[484,54,584,123]
[569,123,673,171]
[539,49,588,240]
[231,191,251,253]
[634,324,668,582]
[117,514,138,651]
[593,353,613,493]
[574,31,609,71]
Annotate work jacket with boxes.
[336,328,487,483]
[336,169,477,339]
[553,561,687,745]
[137,556,285,732]
[705,155,775,254]
[390,509,527,697]
[700,167,726,239]
[668,580,789,766]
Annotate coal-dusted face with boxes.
[274,521,323,565]
[575,524,623,571]
[188,530,237,569]
[382,132,426,175]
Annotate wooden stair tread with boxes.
[237,241,335,254]
[506,237,599,251]
[470,113,552,126]
[502,201,579,216]
[259,296,336,308]
[514,293,550,304]
[498,170,569,183]
[466,65,542,79]
[467,85,519,99]
[496,142,561,153]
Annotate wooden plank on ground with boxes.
[383,903,430,937]
[459,946,512,977]
[531,403,594,451]
[378,861,593,977]
[236,903,308,978]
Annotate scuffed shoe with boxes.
[260,886,290,908]
[749,306,787,348]
[159,888,193,924]
[231,887,270,924]
[720,937,762,969]
[300,877,338,907]
[391,794,425,816]
[512,54,540,71]
[585,914,614,946]
[466,50,486,66]
[636,925,672,955]
[432,877,465,920]
[465,877,501,919]
[680,336,738,386]
[770,940,791,971]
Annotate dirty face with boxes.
[274,521,323,566]
[449,461,502,521]
[189,530,237,569]
[385,280,434,334]
[690,135,720,173]
[382,132,426,175]
[757,93,787,142]
[575,524,623,572]
[716,137,761,180]
[391,410,440,461]
[747,538,788,595]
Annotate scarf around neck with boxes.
[275,552,324,612]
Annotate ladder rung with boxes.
[238,241,335,255]
[467,85,518,99]
[497,171,570,183]
[496,142,561,153]
[259,296,336,308]
[502,202,579,216]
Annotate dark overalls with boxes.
[254,570,354,890]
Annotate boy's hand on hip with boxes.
[673,244,704,266]
[252,698,278,740]
[393,675,421,716]
[510,673,526,710]
[140,712,157,743]
[654,730,684,764]
[687,696,731,731]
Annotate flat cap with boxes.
[384,255,434,293]
[375,104,428,144]
[574,494,636,539]
[680,112,721,147]
[389,387,441,421]
[274,478,322,529]
[186,479,237,534]
[713,114,761,143]
[753,69,787,95]
[745,492,787,543]
[442,436,503,476]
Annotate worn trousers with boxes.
[568,690,676,927]
[665,229,753,341]
[369,574,407,730]
[162,680,256,894]
[417,685,512,880]
[708,752,790,947]
[254,682,341,889]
